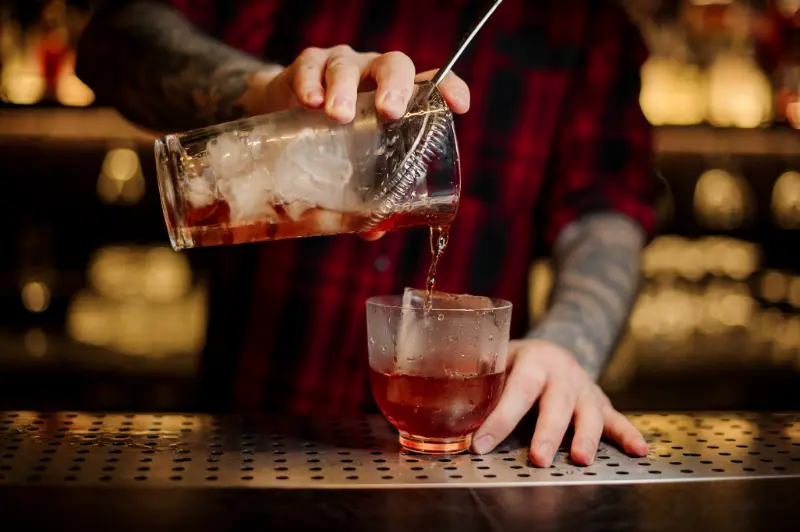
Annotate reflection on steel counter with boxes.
[1,412,799,488]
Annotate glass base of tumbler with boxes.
[398,432,472,455]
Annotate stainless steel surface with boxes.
[429,0,504,87]
[2,411,799,489]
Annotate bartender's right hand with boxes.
[262,46,471,123]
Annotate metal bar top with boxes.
[3,411,800,532]
[1,411,800,488]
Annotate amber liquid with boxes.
[370,368,505,439]
[424,225,450,307]
[182,198,455,247]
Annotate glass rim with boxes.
[366,294,512,312]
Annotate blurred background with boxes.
[0,0,798,413]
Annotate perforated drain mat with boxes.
[1,412,799,488]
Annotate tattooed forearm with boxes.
[526,212,645,380]
[76,1,283,132]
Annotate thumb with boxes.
[471,348,546,454]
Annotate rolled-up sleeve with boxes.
[541,5,660,247]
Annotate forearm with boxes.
[76,1,283,131]
[526,212,645,380]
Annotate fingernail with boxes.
[383,90,406,116]
[580,440,597,464]
[534,442,553,464]
[472,434,495,455]
[636,440,650,455]
[305,89,323,106]
[452,87,469,106]
[328,96,354,119]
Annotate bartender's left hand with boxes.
[471,339,649,466]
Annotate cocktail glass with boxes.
[366,292,512,454]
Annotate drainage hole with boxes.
[450,475,463,479]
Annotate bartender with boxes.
[75,0,658,467]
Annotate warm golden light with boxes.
[706,52,773,128]
[67,245,205,357]
[529,260,553,320]
[0,52,45,105]
[21,281,50,313]
[640,56,706,126]
[97,148,146,205]
[772,171,800,229]
[54,51,94,107]
[760,271,789,303]
[24,328,48,358]
[694,169,754,230]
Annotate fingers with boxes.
[324,45,366,123]
[290,47,327,108]
[415,69,470,114]
[287,47,472,124]
[570,389,604,466]
[602,408,649,457]
[529,381,580,468]
[472,353,546,455]
[370,51,417,119]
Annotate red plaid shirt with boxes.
[165,0,659,415]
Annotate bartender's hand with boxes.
[265,45,470,122]
[472,339,649,467]
[262,46,470,242]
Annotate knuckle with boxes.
[515,367,545,400]
[326,55,357,73]
[299,46,324,60]
[380,50,412,64]
[331,44,354,56]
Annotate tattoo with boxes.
[76,1,283,132]
[526,212,645,380]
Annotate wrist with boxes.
[525,320,605,381]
